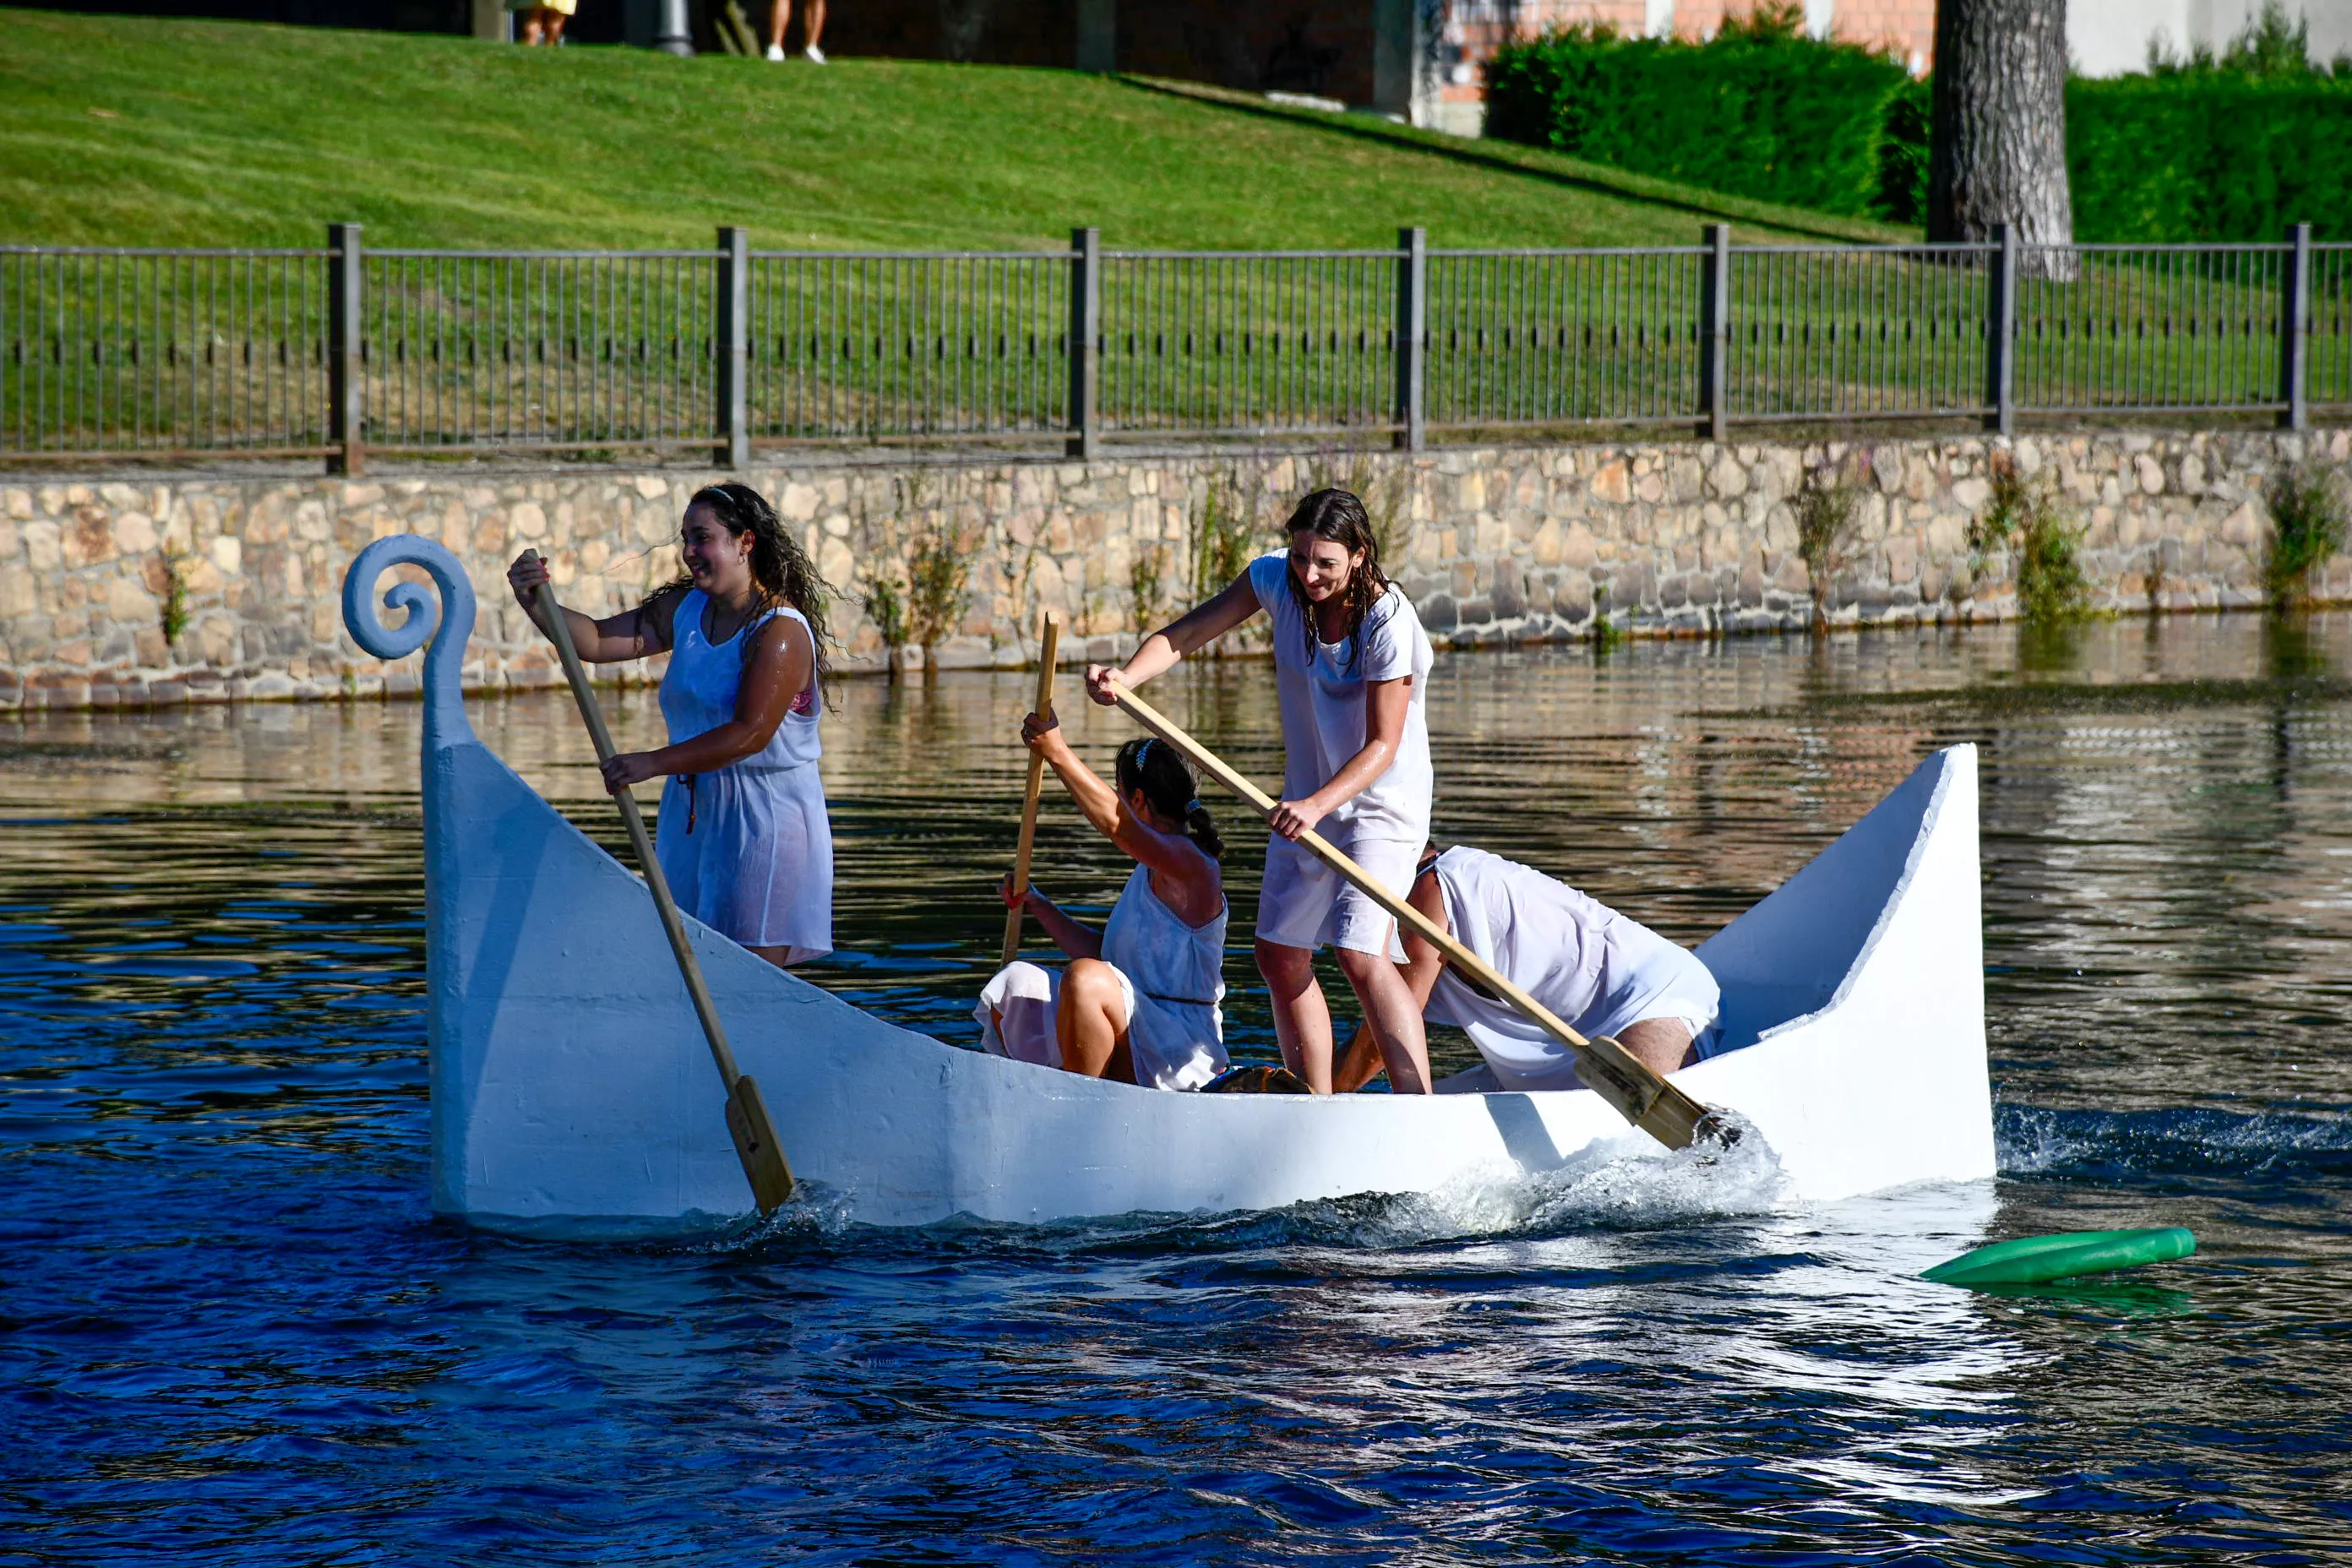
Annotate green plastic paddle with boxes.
[1923,1228,2197,1288]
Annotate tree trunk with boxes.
[1930,0,2077,280]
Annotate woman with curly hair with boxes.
[1085,487,1437,1095]
[509,482,838,967]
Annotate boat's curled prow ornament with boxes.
[340,535,478,754]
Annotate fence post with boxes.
[2280,221,2311,432]
[1067,226,1100,460]
[1985,223,2017,437]
[1393,226,1426,452]
[1698,224,1729,443]
[716,226,749,471]
[327,222,364,476]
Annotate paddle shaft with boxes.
[532,581,747,1087]
[999,612,1061,966]
[1107,683,1713,1151]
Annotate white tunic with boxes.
[1414,847,1721,1092]
[1245,551,1434,846]
[1100,863,1229,1088]
[975,864,1230,1092]
[652,590,833,959]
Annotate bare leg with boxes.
[1331,1021,1386,1093]
[747,945,801,969]
[1057,958,1137,1083]
[1335,944,1431,1094]
[520,9,546,43]
[1256,939,1334,1093]
[1613,1017,1698,1079]
[767,0,789,49]
[545,10,564,42]
[803,0,825,50]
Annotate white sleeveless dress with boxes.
[976,863,1230,1092]
[652,589,833,961]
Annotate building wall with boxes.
[2070,0,2352,77]
[4,429,2345,710]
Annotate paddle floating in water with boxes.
[1923,1228,2197,1288]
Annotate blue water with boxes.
[6,615,2352,1564]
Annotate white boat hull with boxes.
[344,536,1997,1232]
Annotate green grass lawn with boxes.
[0,11,1911,252]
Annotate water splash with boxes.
[1999,1103,2352,1180]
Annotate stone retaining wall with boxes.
[3,427,2347,710]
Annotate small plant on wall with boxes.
[157,547,193,648]
[1189,473,1256,596]
[906,531,972,673]
[2263,461,2347,610]
[1130,543,1168,635]
[1794,470,1862,634]
[1968,466,2090,627]
[863,575,909,673]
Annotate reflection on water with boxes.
[4,613,2350,1561]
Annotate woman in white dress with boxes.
[1085,488,1437,1095]
[506,482,836,967]
[977,718,1229,1091]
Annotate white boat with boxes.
[343,536,1997,1233]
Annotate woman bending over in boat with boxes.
[506,482,837,968]
[977,721,1231,1091]
[1086,488,1436,1095]
[1332,844,1722,1094]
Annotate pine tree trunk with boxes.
[1930,0,2077,280]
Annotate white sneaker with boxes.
[803,43,825,63]
[765,42,785,61]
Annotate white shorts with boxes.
[1255,832,1422,956]
[974,960,1135,1072]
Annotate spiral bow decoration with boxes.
[340,535,479,754]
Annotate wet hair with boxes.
[648,482,838,703]
[1281,487,1391,672]
[1114,737,1223,862]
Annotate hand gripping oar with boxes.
[526,559,796,1215]
[1106,681,1723,1152]
[999,610,1062,966]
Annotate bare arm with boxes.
[1334,867,1450,1092]
[599,615,812,792]
[997,875,1104,961]
[509,551,678,664]
[1085,573,1261,705]
[1268,673,1413,841]
[1021,712,1222,928]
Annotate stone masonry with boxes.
[2,427,2347,710]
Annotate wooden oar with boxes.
[999,610,1062,966]
[525,557,796,1215]
[1105,681,1722,1152]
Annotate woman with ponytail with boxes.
[977,720,1230,1091]
[507,481,838,967]
[1085,487,1437,1096]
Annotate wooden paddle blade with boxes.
[723,1074,798,1214]
[1580,1034,1714,1151]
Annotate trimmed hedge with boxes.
[1488,19,2352,240]
[1484,18,1923,223]
[2067,75,2352,241]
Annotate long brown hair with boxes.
[649,482,839,702]
[1281,487,1391,671]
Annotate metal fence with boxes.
[4,224,2346,468]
